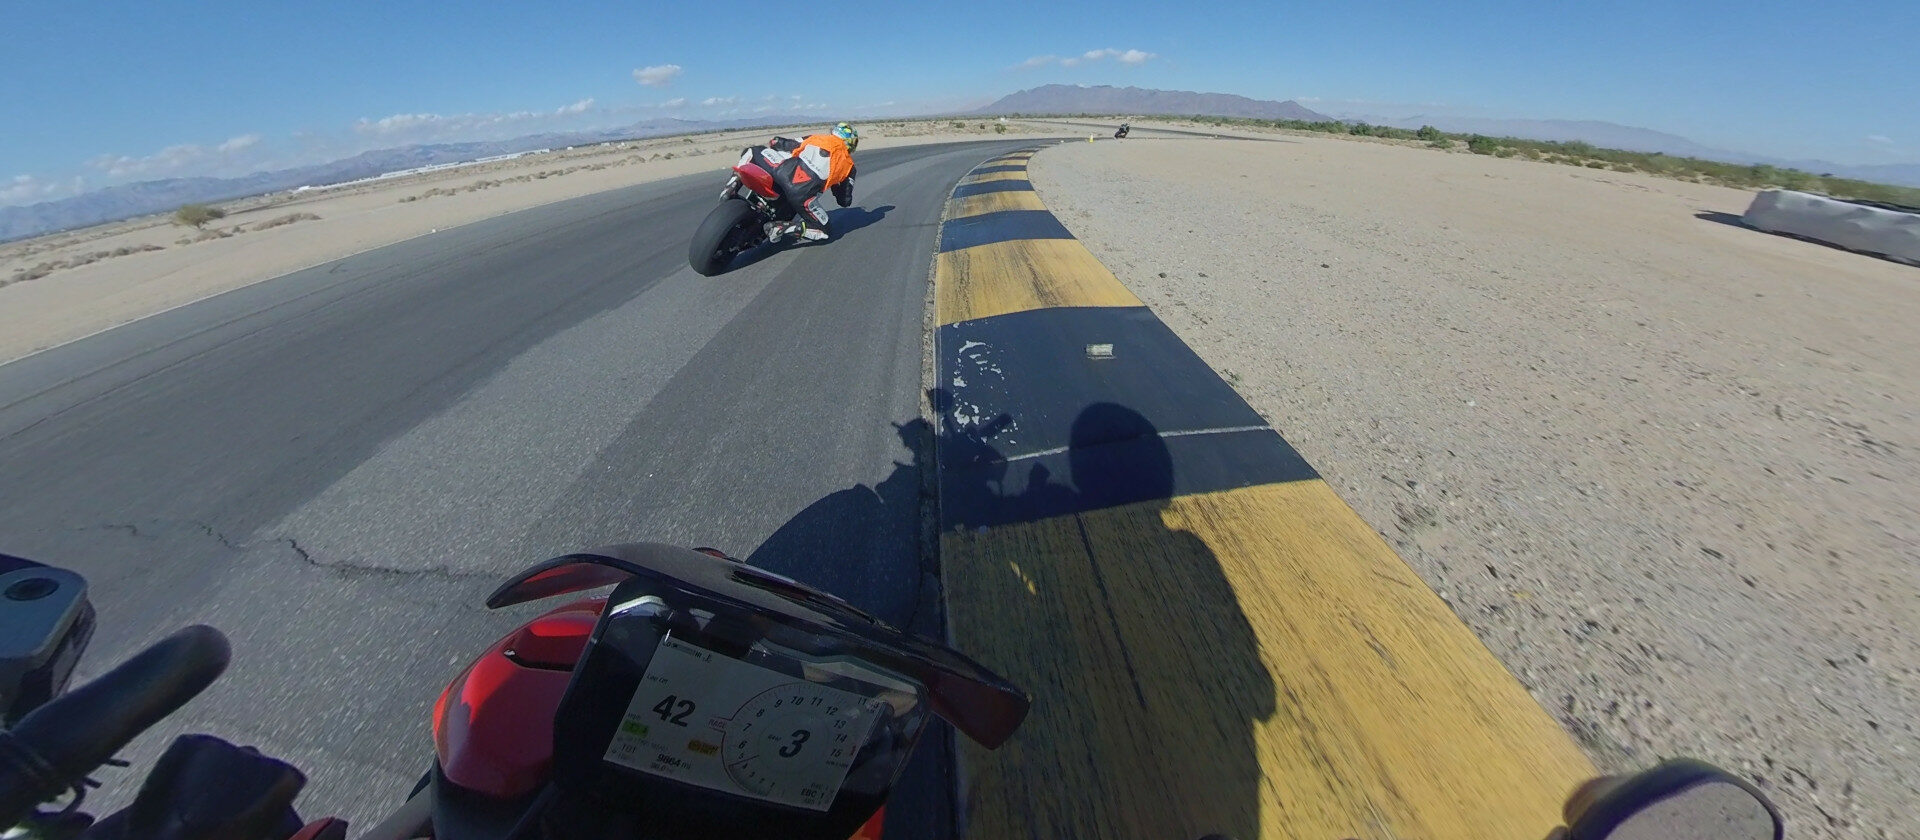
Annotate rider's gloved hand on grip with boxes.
[0,625,229,827]
[82,735,306,840]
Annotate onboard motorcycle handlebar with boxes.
[0,626,230,827]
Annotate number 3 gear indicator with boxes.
[606,636,885,811]
[722,682,879,803]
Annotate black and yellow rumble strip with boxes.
[932,146,1596,840]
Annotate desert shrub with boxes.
[173,203,226,229]
[1586,161,1608,169]
[993,123,1007,134]
[1416,125,1442,141]
[950,121,964,129]
[18,262,62,281]
[1466,135,1501,155]
[1494,148,1516,158]
[1429,137,1454,149]
[251,212,320,231]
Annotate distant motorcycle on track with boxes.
[688,142,853,278]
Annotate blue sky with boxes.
[4,0,1915,206]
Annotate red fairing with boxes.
[732,163,780,198]
[432,597,605,798]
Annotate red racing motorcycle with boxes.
[0,545,1030,840]
[0,548,1788,840]
[687,152,799,277]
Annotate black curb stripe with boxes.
[938,306,1273,458]
[938,428,1314,529]
[967,164,1030,175]
[938,210,1075,253]
[933,305,1317,528]
[950,179,1034,199]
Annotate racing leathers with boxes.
[748,133,855,240]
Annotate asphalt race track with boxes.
[0,138,1044,831]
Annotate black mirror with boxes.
[1,554,96,725]
[1566,759,1783,840]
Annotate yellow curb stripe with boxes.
[949,189,1050,219]
[959,169,1031,185]
[934,238,1143,326]
[945,481,1595,840]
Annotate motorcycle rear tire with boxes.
[690,199,761,277]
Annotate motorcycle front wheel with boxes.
[689,199,763,277]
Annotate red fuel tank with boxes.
[431,597,604,798]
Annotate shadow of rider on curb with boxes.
[929,389,1275,840]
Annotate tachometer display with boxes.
[604,635,884,811]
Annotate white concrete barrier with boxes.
[1741,190,1920,266]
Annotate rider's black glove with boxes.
[833,169,855,208]
[82,735,305,840]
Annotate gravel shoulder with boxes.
[1031,135,1919,840]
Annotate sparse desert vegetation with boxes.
[5,243,165,287]
[172,203,227,229]
[1025,113,1920,208]
[1200,115,1920,207]
[249,212,321,231]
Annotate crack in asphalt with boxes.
[76,519,496,584]
[277,536,499,583]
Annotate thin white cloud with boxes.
[354,113,452,135]
[353,97,601,136]
[1,174,78,205]
[218,133,262,152]
[660,97,686,109]
[702,96,738,106]
[1019,48,1155,69]
[633,64,683,87]
[1865,134,1895,145]
[85,139,251,178]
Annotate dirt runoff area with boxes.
[0,119,1047,366]
[1031,135,1918,839]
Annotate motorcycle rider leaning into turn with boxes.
[751,122,859,241]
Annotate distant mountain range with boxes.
[0,117,777,242]
[978,84,1332,122]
